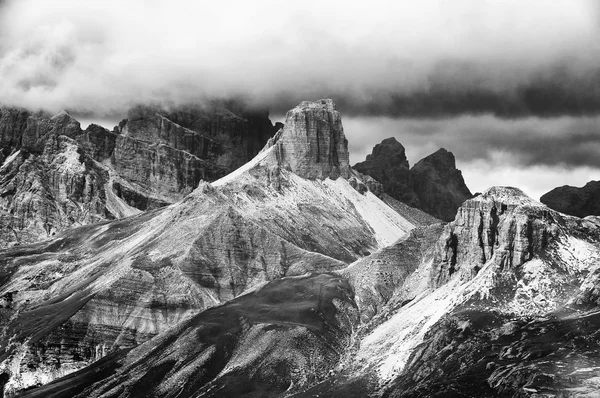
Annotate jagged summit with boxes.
[269,98,351,180]
[366,137,408,163]
[354,138,472,221]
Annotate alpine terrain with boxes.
[0,102,280,249]
[0,99,598,398]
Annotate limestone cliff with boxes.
[0,110,116,248]
[16,186,600,397]
[269,99,351,180]
[0,102,278,247]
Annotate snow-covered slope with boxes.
[0,99,418,394]
[17,185,600,398]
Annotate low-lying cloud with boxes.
[345,115,600,168]
[1,0,599,116]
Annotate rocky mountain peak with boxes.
[433,185,558,287]
[412,148,455,178]
[270,99,350,180]
[353,139,473,221]
[411,147,473,221]
[540,180,600,217]
[365,136,409,166]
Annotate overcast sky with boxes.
[1,0,599,199]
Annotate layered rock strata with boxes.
[269,99,350,180]
[0,102,278,247]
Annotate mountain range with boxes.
[0,99,599,397]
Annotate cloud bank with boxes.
[1,0,599,116]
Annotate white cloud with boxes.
[0,0,598,113]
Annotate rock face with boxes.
[353,137,418,206]
[18,274,358,398]
[7,98,600,397]
[0,103,277,247]
[348,186,600,397]
[410,148,473,221]
[271,99,350,180]
[14,185,600,398]
[0,111,116,248]
[354,138,472,221]
[0,100,417,395]
[431,186,557,287]
[540,180,600,217]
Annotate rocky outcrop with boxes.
[0,102,278,247]
[14,184,600,398]
[540,180,600,217]
[353,137,418,206]
[76,123,117,161]
[165,103,282,172]
[0,112,116,247]
[410,148,473,221]
[270,99,350,180]
[354,139,472,221]
[431,186,558,287]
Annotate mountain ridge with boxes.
[1,100,598,397]
[0,99,419,395]
[12,185,600,397]
[0,102,278,248]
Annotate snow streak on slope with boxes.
[0,149,20,170]
[323,177,415,247]
[212,146,274,187]
[210,144,415,253]
[358,276,467,382]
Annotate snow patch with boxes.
[0,149,20,170]
[323,177,414,248]
[556,235,600,274]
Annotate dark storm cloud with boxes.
[344,115,600,168]
[0,0,599,117]
[269,64,600,118]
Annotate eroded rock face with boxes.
[76,123,117,161]
[16,274,359,398]
[540,180,600,217]
[112,104,279,204]
[271,99,350,180]
[431,186,558,287]
[354,139,472,221]
[0,131,113,248]
[0,103,278,247]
